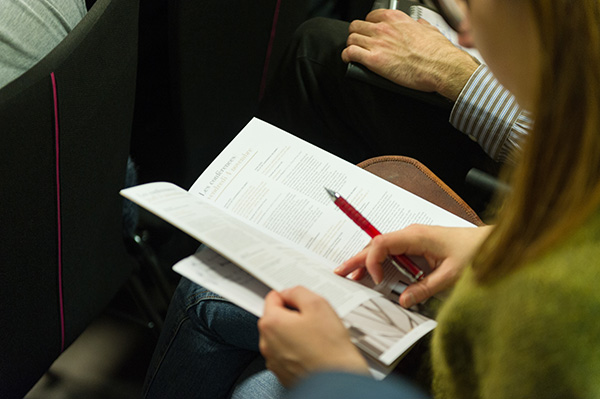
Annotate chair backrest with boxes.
[130,0,310,188]
[0,0,139,396]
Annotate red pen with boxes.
[325,188,424,282]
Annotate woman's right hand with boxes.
[335,224,493,308]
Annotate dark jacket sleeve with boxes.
[286,371,430,399]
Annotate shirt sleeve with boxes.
[449,65,532,164]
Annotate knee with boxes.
[292,17,350,58]
[295,17,339,39]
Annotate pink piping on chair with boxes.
[51,72,65,352]
[259,0,281,101]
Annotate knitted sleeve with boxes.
[432,254,600,398]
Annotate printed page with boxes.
[409,5,484,63]
[121,183,380,317]
[345,296,435,366]
[120,118,452,367]
[173,249,271,317]
[174,248,436,368]
[188,118,474,292]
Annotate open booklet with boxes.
[121,118,475,376]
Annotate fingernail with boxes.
[334,265,342,273]
[403,293,416,308]
[374,276,382,285]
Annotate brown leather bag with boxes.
[358,156,484,227]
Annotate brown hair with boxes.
[473,0,600,281]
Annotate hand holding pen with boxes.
[329,188,495,308]
[325,188,424,283]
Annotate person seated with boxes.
[256,7,532,205]
[0,0,139,235]
[261,0,600,397]
[0,0,87,88]
[143,2,567,398]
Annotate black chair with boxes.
[0,0,139,396]
[125,0,314,273]
[130,0,311,189]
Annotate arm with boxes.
[341,9,531,162]
[335,225,493,308]
[450,65,532,163]
[432,266,600,398]
[341,8,479,102]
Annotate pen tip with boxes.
[324,187,338,200]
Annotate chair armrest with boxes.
[358,156,484,226]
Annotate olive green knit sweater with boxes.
[431,212,600,398]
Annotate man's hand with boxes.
[258,287,369,387]
[341,9,479,101]
[335,225,493,308]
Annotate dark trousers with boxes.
[257,18,498,210]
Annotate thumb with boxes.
[263,290,286,316]
[399,267,456,308]
[399,281,431,308]
[279,286,325,312]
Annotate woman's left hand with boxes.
[258,286,370,387]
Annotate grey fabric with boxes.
[0,0,86,87]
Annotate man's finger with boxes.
[346,31,374,50]
[365,8,411,23]
[348,19,375,36]
[341,44,370,65]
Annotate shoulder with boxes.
[444,210,600,320]
[0,0,86,25]
[0,0,87,87]
[440,219,600,346]
[433,216,600,397]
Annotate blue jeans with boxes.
[143,277,286,398]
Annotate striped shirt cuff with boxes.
[450,65,527,163]
[500,109,533,164]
